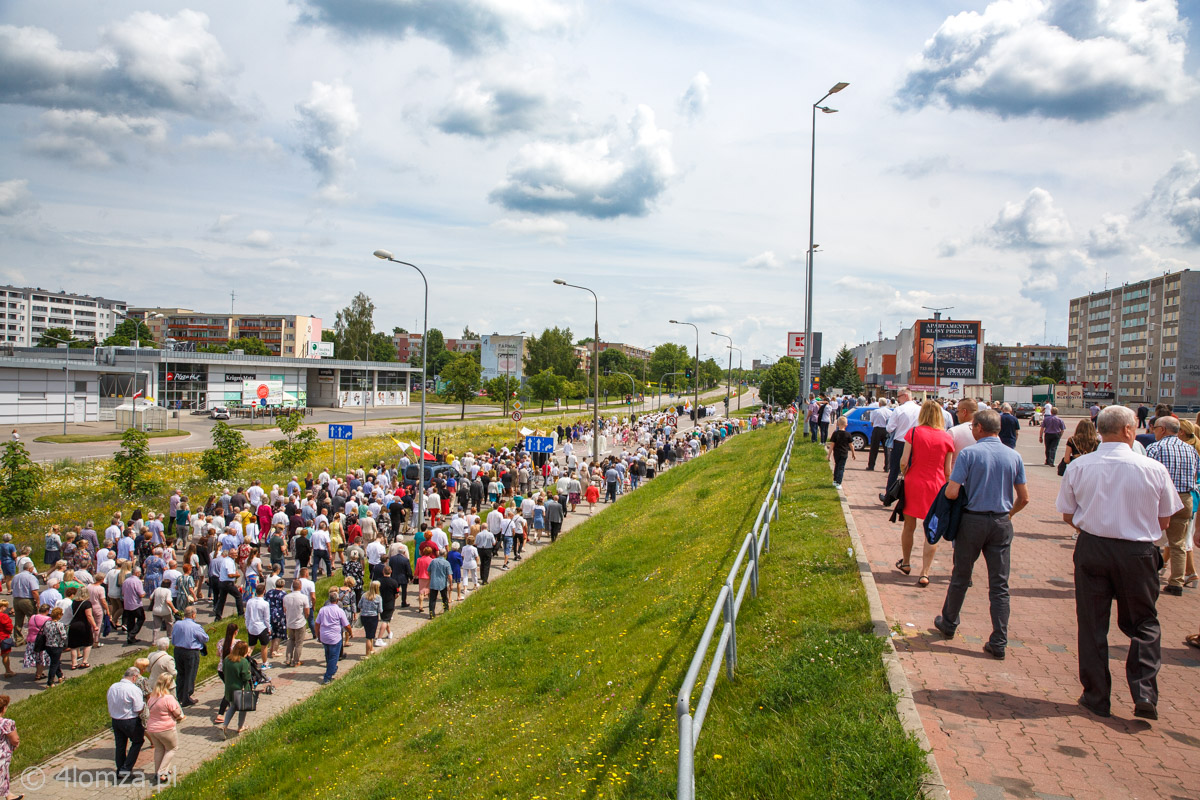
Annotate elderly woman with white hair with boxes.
[147,637,176,689]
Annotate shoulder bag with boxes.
[232,687,258,712]
[1057,438,1072,477]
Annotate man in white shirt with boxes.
[310,525,332,578]
[429,524,449,554]
[107,667,146,778]
[365,536,386,569]
[948,398,979,454]
[1056,405,1183,721]
[245,584,273,667]
[448,512,470,544]
[883,391,921,499]
[866,403,892,471]
[283,579,310,667]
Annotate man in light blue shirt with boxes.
[116,531,136,561]
[427,552,452,619]
[934,409,1029,659]
[171,607,209,705]
[314,590,350,683]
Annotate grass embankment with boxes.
[34,430,190,444]
[163,425,925,799]
[9,573,341,773]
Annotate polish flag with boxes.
[132,389,144,399]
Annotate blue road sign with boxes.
[328,424,353,440]
[525,435,554,454]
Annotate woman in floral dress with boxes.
[0,694,19,800]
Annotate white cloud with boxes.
[739,250,783,270]
[897,0,1195,121]
[0,11,237,117]
[0,179,36,216]
[492,216,568,242]
[435,80,549,138]
[689,304,725,322]
[269,257,300,268]
[209,214,238,233]
[26,109,167,167]
[677,71,710,122]
[243,229,274,248]
[182,130,280,156]
[1019,248,1099,309]
[295,80,359,197]
[988,187,1072,248]
[489,104,675,219]
[1145,151,1200,244]
[293,0,574,55]
[936,238,962,258]
[1086,213,1132,256]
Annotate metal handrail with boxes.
[676,413,798,799]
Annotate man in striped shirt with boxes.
[1146,415,1199,596]
[1057,405,1183,720]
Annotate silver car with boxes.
[209,406,231,420]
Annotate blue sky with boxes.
[1,0,1198,364]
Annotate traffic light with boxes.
[685,368,693,379]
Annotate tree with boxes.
[700,358,723,389]
[598,347,631,376]
[524,327,580,380]
[199,337,274,356]
[199,422,248,481]
[411,328,447,373]
[109,427,158,495]
[1037,357,1066,383]
[102,319,156,348]
[369,332,397,362]
[527,368,563,412]
[0,440,42,516]
[37,327,90,348]
[823,345,864,396]
[485,375,520,407]
[440,354,483,419]
[983,349,1010,385]
[322,330,336,343]
[759,361,800,405]
[333,292,377,361]
[648,342,691,389]
[461,326,480,340]
[270,411,321,470]
[392,326,408,335]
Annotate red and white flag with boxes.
[132,389,144,399]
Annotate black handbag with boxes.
[232,688,258,712]
[33,631,46,653]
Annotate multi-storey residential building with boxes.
[597,342,652,362]
[129,308,321,358]
[1066,269,1200,407]
[984,343,1067,383]
[391,333,481,363]
[0,285,126,346]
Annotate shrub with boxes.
[0,440,42,516]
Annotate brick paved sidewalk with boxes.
[834,431,1200,800]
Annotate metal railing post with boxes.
[724,581,737,678]
[750,532,759,597]
[677,708,695,800]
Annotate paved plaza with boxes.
[840,426,1200,800]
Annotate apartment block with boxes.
[0,285,126,346]
[130,308,322,358]
[1066,269,1200,407]
[984,343,1067,383]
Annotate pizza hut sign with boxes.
[166,372,204,382]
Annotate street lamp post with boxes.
[804,81,849,405]
[554,280,600,465]
[727,346,743,410]
[41,334,74,435]
[711,332,733,414]
[670,320,700,425]
[374,250,430,525]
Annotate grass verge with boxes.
[33,430,190,444]
[161,425,925,799]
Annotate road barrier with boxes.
[675,414,798,799]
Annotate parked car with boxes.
[1013,403,1036,419]
[841,407,875,451]
[209,406,231,420]
[403,461,458,491]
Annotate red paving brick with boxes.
[838,423,1200,800]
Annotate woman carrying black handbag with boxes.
[220,640,254,737]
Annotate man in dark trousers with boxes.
[1056,405,1182,720]
[474,524,495,585]
[866,401,891,471]
[933,409,1029,659]
[544,495,565,543]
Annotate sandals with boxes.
[894,559,911,576]
[917,576,930,587]
[1185,634,1200,650]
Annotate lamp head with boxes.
[818,106,838,114]
[829,82,849,94]
[553,279,566,285]
[373,249,393,260]
[669,319,679,324]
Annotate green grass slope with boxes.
[163,425,925,799]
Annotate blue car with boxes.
[841,407,875,451]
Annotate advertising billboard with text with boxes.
[916,320,981,380]
[481,334,524,382]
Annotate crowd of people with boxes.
[0,408,748,783]
[819,388,1199,722]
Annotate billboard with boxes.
[308,341,334,358]
[916,320,980,380]
[481,334,524,382]
[242,379,283,406]
[787,332,805,357]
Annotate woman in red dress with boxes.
[897,401,956,586]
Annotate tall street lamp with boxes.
[41,333,75,435]
[670,320,700,425]
[553,280,600,465]
[374,250,430,524]
[727,345,743,410]
[804,81,849,404]
[711,332,733,414]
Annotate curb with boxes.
[838,490,951,800]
